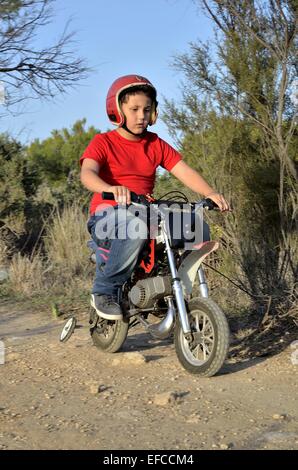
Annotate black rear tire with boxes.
[174,297,229,377]
[90,317,129,353]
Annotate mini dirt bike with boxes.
[85,191,230,377]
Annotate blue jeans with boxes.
[87,206,210,297]
[87,206,147,296]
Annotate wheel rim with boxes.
[180,309,215,366]
[95,320,116,342]
[60,317,76,342]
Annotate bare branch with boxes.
[0,0,89,112]
[201,0,228,33]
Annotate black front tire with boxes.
[174,297,230,377]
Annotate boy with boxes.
[80,74,230,321]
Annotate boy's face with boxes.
[120,92,152,135]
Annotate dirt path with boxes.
[0,299,297,450]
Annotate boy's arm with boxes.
[170,161,230,212]
[80,159,132,204]
[80,159,111,193]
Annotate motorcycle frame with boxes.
[132,205,219,339]
[158,216,219,337]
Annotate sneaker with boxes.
[91,294,123,321]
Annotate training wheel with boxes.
[60,317,77,342]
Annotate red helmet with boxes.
[106,74,158,127]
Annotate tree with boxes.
[26,118,98,191]
[0,133,26,239]
[163,0,297,307]
[0,120,98,256]
[0,0,89,112]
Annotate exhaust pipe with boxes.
[147,297,176,339]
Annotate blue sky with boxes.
[2,0,213,146]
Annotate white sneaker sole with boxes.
[90,296,123,321]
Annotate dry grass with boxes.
[0,238,9,265]
[44,203,91,280]
[8,253,45,296]
[4,204,93,298]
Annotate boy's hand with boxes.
[206,192,231,212]
[109,185,131,205]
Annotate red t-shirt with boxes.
[80,130,182,214]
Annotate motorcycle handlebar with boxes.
[102,191,117,201]
[102,191,219,210]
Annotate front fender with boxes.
[178,241,219,296]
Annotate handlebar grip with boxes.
[102,191,141,203]
[102,192,115,200]
[203,198,219,210]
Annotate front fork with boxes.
[162,223,191,337]
[198,266,209,298]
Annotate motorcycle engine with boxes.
[129,276,172,308]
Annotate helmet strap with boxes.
[122,122,148,137]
